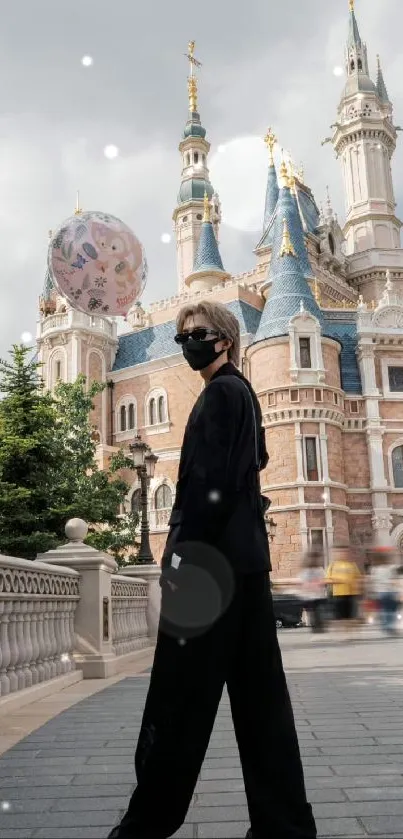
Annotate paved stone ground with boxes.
[1,628,403,839]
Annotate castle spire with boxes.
[262,128,279,229]
[253,193,325,343]
[185,190,229,291]
[376,55,390,103]
[348,0,361,48]
[173,40,219,293]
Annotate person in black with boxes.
[109,301,316,839]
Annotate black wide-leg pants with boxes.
[114,572,316,839]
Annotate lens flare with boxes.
[81,56,94,67]
[104,145,119,160]
[161,233,171,244]
[21,331,33,344]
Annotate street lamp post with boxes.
[130,435,159,565]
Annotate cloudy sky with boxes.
[1,0,402,360]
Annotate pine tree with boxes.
[0,349,139,562]
[0,345,62,558]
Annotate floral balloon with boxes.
[48,211,147,316]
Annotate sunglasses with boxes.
[174,328,225,345]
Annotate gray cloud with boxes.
[0,0,402,359]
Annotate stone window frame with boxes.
[144,387,170,435]
[48,347,67,391]
[152,477,175,512]
[115,394,137,442]
[381,357,403,399]
[289,312,326,385]
[387,438,403,490]
[302,435,322,482]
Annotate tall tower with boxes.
[172,41,220,294]
[332,0,401,256]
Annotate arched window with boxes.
[128,403,135,430]
[158,395,165,423]
[350,59,355,72]
[194,152,199,164]
[149,398,157,425]
[120,405,127,432]
[186,153,190,166]
[131,488,141,514]
[357,58,362,71]
[392,446,403,488]
[155,484,173,510]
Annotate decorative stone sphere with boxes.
[65,518,89,542]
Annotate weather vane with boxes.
[184,41,202,112]
[184,41,202,75]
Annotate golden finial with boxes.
[280,217,296,257]
[264,127,277,165]
[279,153,289,187]
[185,40,202,112]
[75,191,82,215]
[203,190,211,222]
[287,160,296,192]
[349,0,354,11]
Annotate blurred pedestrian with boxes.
[326,545,362,636]
[298,549,327,633]
[368,547,400,636]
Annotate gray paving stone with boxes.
[200,767,243,780]
[32,830,111,839]
[0,775,74,788]
[360,815,403,835]
[314,800,403,818]
[185,805,249,823]
[0,799,54,814]
[0,812,118,830]
[70,772,133,785]
[314,817,366,836]
[195,792,247,807]
[196,779,246,794]
[346,786,403,801]
[332,763,403,775]
[1,784,134,801]
[307,775,403,789]
[198,823,250,838]
[0,831,34,839]
[50,796,128,812]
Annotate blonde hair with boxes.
[176,300,241,367]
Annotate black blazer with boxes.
[162,362,271,575]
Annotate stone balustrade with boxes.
[111,576,149,656]
[0,556,79,697]
[149,507,171,531]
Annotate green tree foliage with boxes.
[0,346,139,562]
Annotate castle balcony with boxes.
[39,310,117,340]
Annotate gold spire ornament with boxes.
[264,127,277,165]
[74,190,82,215]
[349,0,354,10]
[203,190,211,222]
[279,154,289,187]
[280,217,296,257]
[287,160,296,192]
[185,40,202,112]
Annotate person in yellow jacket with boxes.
[326,545,362,633]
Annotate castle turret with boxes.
[172,41,221,293]
[185,192,230,293]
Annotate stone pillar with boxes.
[120,564,161,640]
[37,519,118,678]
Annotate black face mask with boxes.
[182,338,226,371]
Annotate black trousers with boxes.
[114,572,316,839]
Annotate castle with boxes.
[37,1,403,575]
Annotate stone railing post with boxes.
[119,563,161,640]
[38,519,118,679]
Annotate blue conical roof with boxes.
[264,185,313,279]
[193,220,225,273]
[253,213,326,344]
[263,163,279,229]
